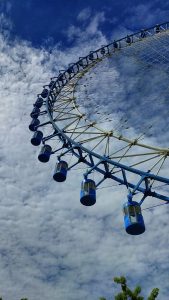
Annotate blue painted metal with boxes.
[45,104,169,201]
[29,118,40,131]
[155,24,161,33]
[34,98,43,108]
[49,80,56,89]
[126,35,131,44]
[31,130,43,146]
[42,131,59,142]
[30,107,40,118]
[45,123,169,201]
[80,178,96,206]
[123,201,145,235]
[113,41,119,49]
[38,144,52,163]
[100,47,106,55]
[67,66,74,74]
[41,88,49,98]
[53,160,68,182]
[88,52,94,61]
[140,29,147,38]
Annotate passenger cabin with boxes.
[31,131,43,146]
[30,107,40,118]
[29,118,40,131]
[53,160,68,182]
[34,98,43,108]
[38,145,52,163]
[80,179,96,206]
[123,201,145,235]
[41,88,49,98]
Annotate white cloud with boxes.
[77,7,91,22]
[66,11,106,44]
[0,10,169,300]
[124,4,169,29]
[86,12,105,35]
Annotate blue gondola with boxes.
[78,60,84,67]
[140,29,146,38]
[67,66,74,74]
[123,201,145,235]
[38,144,52,162]
[41,88,49,98]
[80,179,96,206]
[100,47,105,55]
[58,74,64,82]
[29,118,40,131]
[49,80,55,89]
[34,98,43,108]
[89,53,94,61]
[155,24,160,33]
[126,35,131,44]
[113,41,118,49]
[31,131,43,146]
[53,160,68,182]
[30,107,40,118]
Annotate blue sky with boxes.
[0,1,169,300]
[1,0,169,47]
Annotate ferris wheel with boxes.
[29,22,169,235]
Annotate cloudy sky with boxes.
[1,1,169,299]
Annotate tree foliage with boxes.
[0,277,160,300]
[99,276,159,300]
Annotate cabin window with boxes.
[128,206,135,216]
[135,206,141,214]
[88,181,95,189]
[61,162,67,169]
[81,181,95,192]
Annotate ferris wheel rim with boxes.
[28,22,169,237]
[29,21,169,203]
